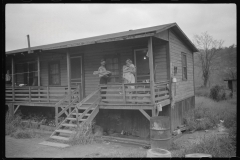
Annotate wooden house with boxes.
[5,22,198,144]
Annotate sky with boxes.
[5,4,236,52]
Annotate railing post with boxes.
[122,83,126,103]
[55,105,58,128]
[79,84,82,101]
[29,86,31,102]
[47,86,49,102]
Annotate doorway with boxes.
[134,48,150,83]
[70,56,83,98]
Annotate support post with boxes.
[139,109,150,121]
[66,51,71,104]
[37,55,40,86]
[122,84,126,103]
[168,30,173,133]
[55,105,58,129]
[11,57,15,101]
[8,103,14,117]
[148,37,156,117]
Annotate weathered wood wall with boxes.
[153,39,168,82]
[169,29,194,102]
[170,96,195,130]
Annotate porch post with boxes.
[11,56,15,101]
[66,51,71,103]
[167,30,173,132]
[148,37,156,117]
[37,54,40,86]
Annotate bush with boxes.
[183,135,236,157]
[5,112,23,135]
[68,122,95,145]
[209,85,226,101]
[11,128,39,139]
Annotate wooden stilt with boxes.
[8,103,14,117]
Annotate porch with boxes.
[5,80,170,109]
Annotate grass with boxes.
[182,93,236,158]
[195,87,210,97]
[183,135,236,157]
[68,122,95,146]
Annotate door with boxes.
[134,48,150,83]
[70,56,83,98]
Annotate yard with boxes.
[5,91,236,158]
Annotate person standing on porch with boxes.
[123,59,136,88]
[123,59,136,102]
[97,59,111,101]
[6,70,11,85]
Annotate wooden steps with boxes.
[39,89,101,148]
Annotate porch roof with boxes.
[6,22,198,55]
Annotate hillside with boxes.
[194,45,236,88]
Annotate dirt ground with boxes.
[5,129,222,158]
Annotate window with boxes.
[181,53,187,81]
[15,61,37,85]
[49,61,60,85]
[105,55,120,83]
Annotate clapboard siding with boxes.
[153,40,168,82]
[169,29,194,102]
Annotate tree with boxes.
[193,32,224,87]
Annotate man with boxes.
[98,59,111,101]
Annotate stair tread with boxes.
[61,123,77,127]
[67,117,88,120]
[55,129,76,134]
[50,135,70,141]
[39,141,70,148]
[71,113,90,116]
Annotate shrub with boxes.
[209,85,226,101]
[11,128,39,139]
[5,112,23,135]
[68,122,95,145]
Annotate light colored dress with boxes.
[123,64,136,89]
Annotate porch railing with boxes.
[5,86,80,103]
[99,81,170,104]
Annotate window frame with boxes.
[181,52,187,81]
[104,54,120,83]
[48,61,61,86]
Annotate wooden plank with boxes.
[50,136,70,141]
[13,105,20,114]
[39,141,70,148]
[37,55,40,86]
[155,95,169,101]
[139,109,150,121]
[12,57,15,101]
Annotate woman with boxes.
[123,59,136,87]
